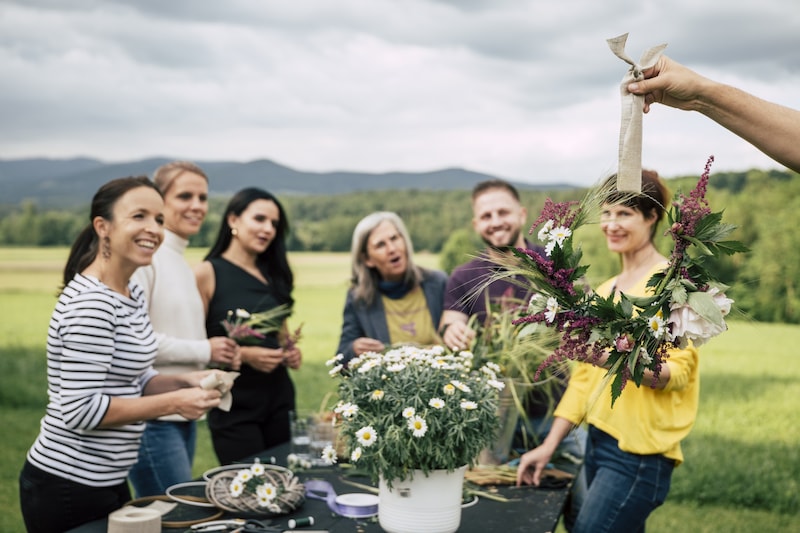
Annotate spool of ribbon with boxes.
[304,480,379,518]
[607,33,667,192]
[107,506,161,533]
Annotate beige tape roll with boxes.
[107,506,161,533]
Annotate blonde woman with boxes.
[128,161,239,497]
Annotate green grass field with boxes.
[1,247,798,532]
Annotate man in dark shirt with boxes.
[440,179,586,530]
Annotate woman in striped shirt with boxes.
[19,176,223,533]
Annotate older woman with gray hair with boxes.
[336,211,448,363]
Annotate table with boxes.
[69,442,575,533]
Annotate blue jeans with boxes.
[572,425,675,533]
[128,419,196,497]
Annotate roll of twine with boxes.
[122,495,223,528]
[107,506,160,533]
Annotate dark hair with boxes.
[603,169,670,239]
[62,176,161,287]
[205,187,294,305]
[152,160,208,195]
[471,179,521,202]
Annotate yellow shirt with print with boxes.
[382,286,439,347]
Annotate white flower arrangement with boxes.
[324,345,504,486]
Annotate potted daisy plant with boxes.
[324,345,504,533]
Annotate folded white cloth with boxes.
[200,371,240,412]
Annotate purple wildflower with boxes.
[529,198,581,234]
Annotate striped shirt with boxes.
[27,274,159,487]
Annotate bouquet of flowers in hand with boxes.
[222,303,293,346]
[500,156,747,406]
[324,345,505,487]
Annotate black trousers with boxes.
[19,459,131,533]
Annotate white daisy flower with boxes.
[460,400,478,410]
[649,314,667,339]
[328,364,343,376]
[321,444,338,465]
[356,426,378,447]
[236,469,252,483]
[257,482,277,501]
[341,403,359,418]
[487,379,505,391]
[428,397,445,409]
[485,361,501,374]
[407,415,428,437]
[451,380,471,393]
[250,462,265,476]
[229,479,244,497]
[325,353,344,366]
[402,407,416,419]
[358,359,379,373]
[351,447,362,463]
[545,297,559,323]
[371,389,384,400]
[443,383,456,395]
[551,225,572,245]
[538,219,554,242]
[480,365,497,379]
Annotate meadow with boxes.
[0,247,797,532]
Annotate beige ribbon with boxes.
[200,370,239,412]
[607,33,667,191]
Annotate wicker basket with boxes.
[205,463,305,516]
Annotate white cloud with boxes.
[1,0,799,186]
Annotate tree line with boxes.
[2,168,798,323]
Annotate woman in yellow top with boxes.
[516,170,700,533]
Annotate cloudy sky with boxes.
[2,0,799,186]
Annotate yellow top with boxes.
[554,264,700,465]
[382,286,438,347]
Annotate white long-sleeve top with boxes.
[132,230,211,376]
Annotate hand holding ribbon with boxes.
[607,33,667,191]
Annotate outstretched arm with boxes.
[628,55,800,173]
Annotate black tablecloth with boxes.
[68,442,574,533]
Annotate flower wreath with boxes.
[502,156,748,406]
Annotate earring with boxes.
[231,228,238,237]
[101,236,111,259]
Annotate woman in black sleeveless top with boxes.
[195,188,301,464]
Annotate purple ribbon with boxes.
[304,480,379,518]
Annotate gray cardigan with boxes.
[336,268,448,362]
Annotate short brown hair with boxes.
[471,179,521,202]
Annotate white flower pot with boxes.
[378,465,467,533]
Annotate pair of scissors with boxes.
[191,518,278,532]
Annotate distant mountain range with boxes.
[0,157,573,209]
